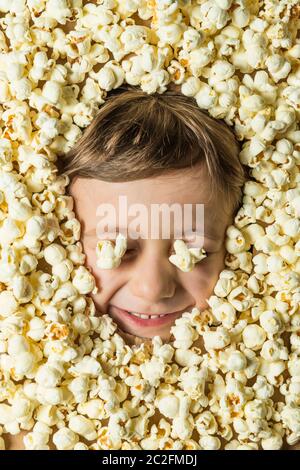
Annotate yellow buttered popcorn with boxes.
[169,239,207,272]
[0,0,299,453]
[95,232,127,269]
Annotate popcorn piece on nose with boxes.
[169,239,207,272]
[95,232,127,269]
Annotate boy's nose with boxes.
[128,242,177,303]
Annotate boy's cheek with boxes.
[83,245,129,312]
[191,249,226,278]
[183,252,227,306]
[183,273,212,307]
[82,246,114,303]
[82,240,226,313]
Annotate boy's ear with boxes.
[68,175,79,194]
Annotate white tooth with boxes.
[128,311,148,319]
[128,311,166,319]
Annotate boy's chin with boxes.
[118,324,173,342]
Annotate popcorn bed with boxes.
[0,0,300,450]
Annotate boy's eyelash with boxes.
[93,239,213,262]
[123,248,138,258]
[123,247,212,256]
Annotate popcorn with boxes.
[68,356,102,377]
[178,366,207,403]
[53,427,79,450]
[281,404,300,434]
[169,239,207,272]
[96,232,127,269]
[0,0,298,453]
[261,340,288,362]
[199,435,221,450]
[52,259,73,282]
[14,352,36,377]
[74,442,89,450]
[225,226,248,254]
[171,321,198,350]
[226,351,247,372]
[7,335,30,356]
[203,327,231,351]
[35,364,63,388]
[77,399,106,420]
[140,358,165,387]
[0,404,14,426]
[43,243,66,266]
[242,325,267,350]
[156,394,178,420]
[0,290,18,317]
[68,415,97,441]
[195,411,218,436]
[68,376,89,404]
[261,432,283,450]
[72,266,97,295]
[195,82,218,110]
[259,310,283,336]
[259,359,286,385]
[25,421,51,448]
[12,275,33,303]
[227,286,252,312]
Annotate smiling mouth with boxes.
[124,311,171,319]
[108,304,192,325]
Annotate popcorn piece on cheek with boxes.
[0,0,298,451]
[95,233,127,269]
[95,240,117,269]
[169,239,207,272]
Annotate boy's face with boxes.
[69,164,234,341]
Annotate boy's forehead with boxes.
[71,172,231,241]
[76,165,218,206]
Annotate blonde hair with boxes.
[58,84,247,213]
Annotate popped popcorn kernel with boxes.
[0,0,299,452]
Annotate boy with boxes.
[58,84,247,343]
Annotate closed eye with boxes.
[123,248,138,259]
[168,245,211,256]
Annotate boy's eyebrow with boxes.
[84,226,222,241]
